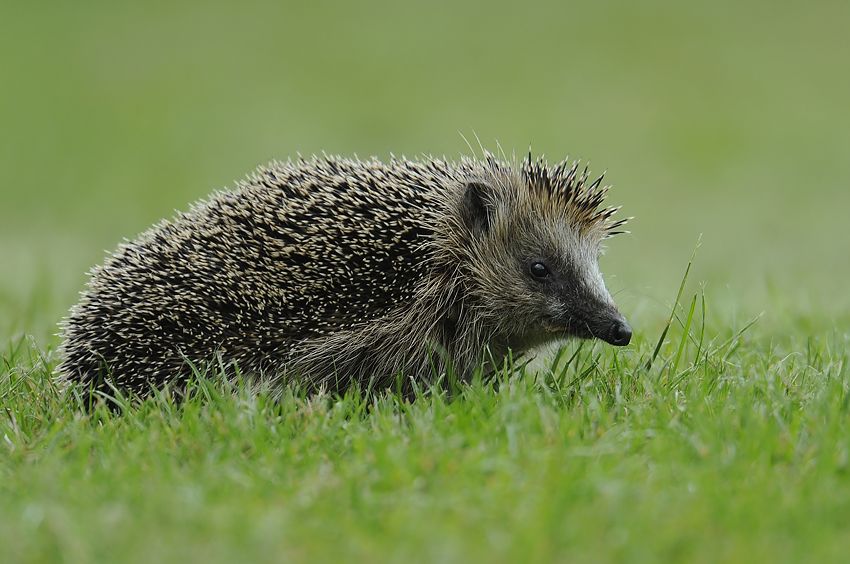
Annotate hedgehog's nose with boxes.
[608,319,632,346]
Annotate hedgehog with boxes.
[58,153,632,398]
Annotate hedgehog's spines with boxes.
[58,152,629,397]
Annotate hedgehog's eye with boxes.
[529,262,550,280]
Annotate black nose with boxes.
[609,320,632,346]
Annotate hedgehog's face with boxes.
[461,178,631,349]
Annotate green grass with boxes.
[3,271,850,563]
[3,0,850,561]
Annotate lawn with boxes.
[3,283,849,563]
[2,0,849,562]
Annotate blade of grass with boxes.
[670,293,698,379]
[646,236,701,370]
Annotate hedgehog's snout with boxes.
[584,307,632,347]
[603,317,632,347]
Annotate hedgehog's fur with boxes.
[59,153,631,397]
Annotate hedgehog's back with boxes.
[58,157,458,396]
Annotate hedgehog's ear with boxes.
[462,181,494,235]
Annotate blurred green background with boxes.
[2,0,849,345]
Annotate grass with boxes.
[3,264,849,563]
